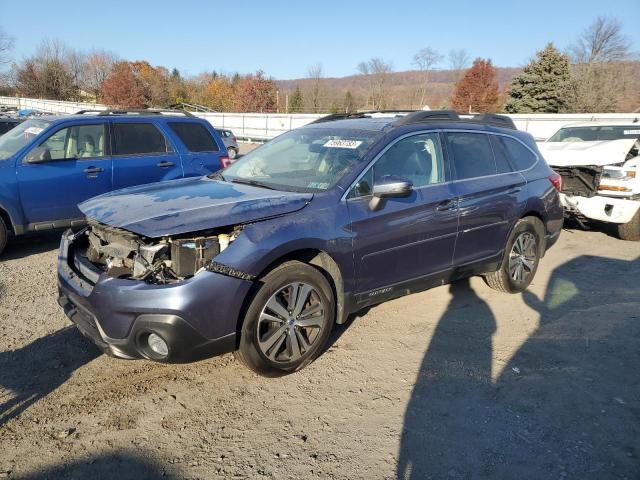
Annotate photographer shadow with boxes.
[397,254,640,479]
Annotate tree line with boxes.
[0,16,636,114]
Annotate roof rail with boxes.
[76,109,196,118]
[310,109,418,124]
[467,113,517,130]
[394,110,517,130]
[393,110,460,126]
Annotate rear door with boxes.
[16,122,112,225]
[111,120,183,190]
[168,121,226,175]
[347,132,458,295]
[446,131,525,266]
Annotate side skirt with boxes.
[348,253,503,312]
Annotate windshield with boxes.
[548,126,640,142]
[0,118,52,160]
[220,127,381,192]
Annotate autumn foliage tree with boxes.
[234,71,277,112]
[450,58,500,113]
[100,61,145,108]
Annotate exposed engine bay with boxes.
[553,165,603,197]
[81,219,243,283]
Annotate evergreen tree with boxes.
[504,43,573,113]
[289,86,303,113]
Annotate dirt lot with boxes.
[1,214,639,478]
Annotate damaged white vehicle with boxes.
[539,122,640,241]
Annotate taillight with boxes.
[549,172,562,192]
[220,155,231,168]
[231,136,237,143]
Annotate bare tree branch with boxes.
[448,49,470,83]
[569,16,631,63]
[306,63,324,113]
[412,47,442,108]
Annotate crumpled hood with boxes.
[539,138,637,167]
[79,176,313,238]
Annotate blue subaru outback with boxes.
[57,110,563,376]
[0,109,229,255]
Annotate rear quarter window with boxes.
[494,136,537,171]
[113,123,170,155]
[169,122,219,152]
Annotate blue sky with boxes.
[2,0,639,79]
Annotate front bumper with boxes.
[560,193,640,224]
[57,230,253,363]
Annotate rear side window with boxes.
[113,123,169,155]
[493,136,537,171]
[489,136,515,174]
[446,132,496,180]
[169,122,219,152]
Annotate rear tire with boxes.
[616,208,640,241]
[485,217,543,293]
[234,261,334,377]
[228,147,238,160]
[0,217,8,257]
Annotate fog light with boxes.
[147,333,168,357]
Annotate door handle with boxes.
[157,161,175,168]
[83,167,103,174]
[436,199,457,211]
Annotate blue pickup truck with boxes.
[0,110,229,255]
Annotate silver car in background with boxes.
[216,128,239,159]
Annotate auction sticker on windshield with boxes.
[24,127,44,136]
[623,130,640,135]
[323,139,363,149]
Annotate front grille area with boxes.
[554,166,603,197]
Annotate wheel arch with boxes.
[0,205,14,235]
[235,248,347,345]
[259,248,346,324]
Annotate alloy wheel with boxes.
[257,282,325,363]
[508,232,537,283]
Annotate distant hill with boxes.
[275,63,640,113]
[275,67,523,111]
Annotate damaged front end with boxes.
[81,219,248,284]
[553,165,603,197]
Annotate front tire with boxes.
[235,261,335,377]
[485,217,543,293]
[616,208,640,241]
[0,217,8,256]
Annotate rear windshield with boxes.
[548,126,640,142]
[221,127,381,192]
[0,118,52,160]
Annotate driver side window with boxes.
[350,133,445,198]
[39,124,106,161]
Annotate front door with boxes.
[111,121,183,190]
[346,132,459,295]
[17,122,112,225]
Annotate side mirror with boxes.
[369,176,413,211]
[25,146,51,164]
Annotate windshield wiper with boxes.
[208,171,226,181]
[230,178,278,190]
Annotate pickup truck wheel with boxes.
[228,147,238,160]
[616,209,640,241]
[235,261,334,377]
[485,217,543,293]
[0,217,8,256]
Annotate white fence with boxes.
[1,96,638,141]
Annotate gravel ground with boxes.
[0,211,639,478]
